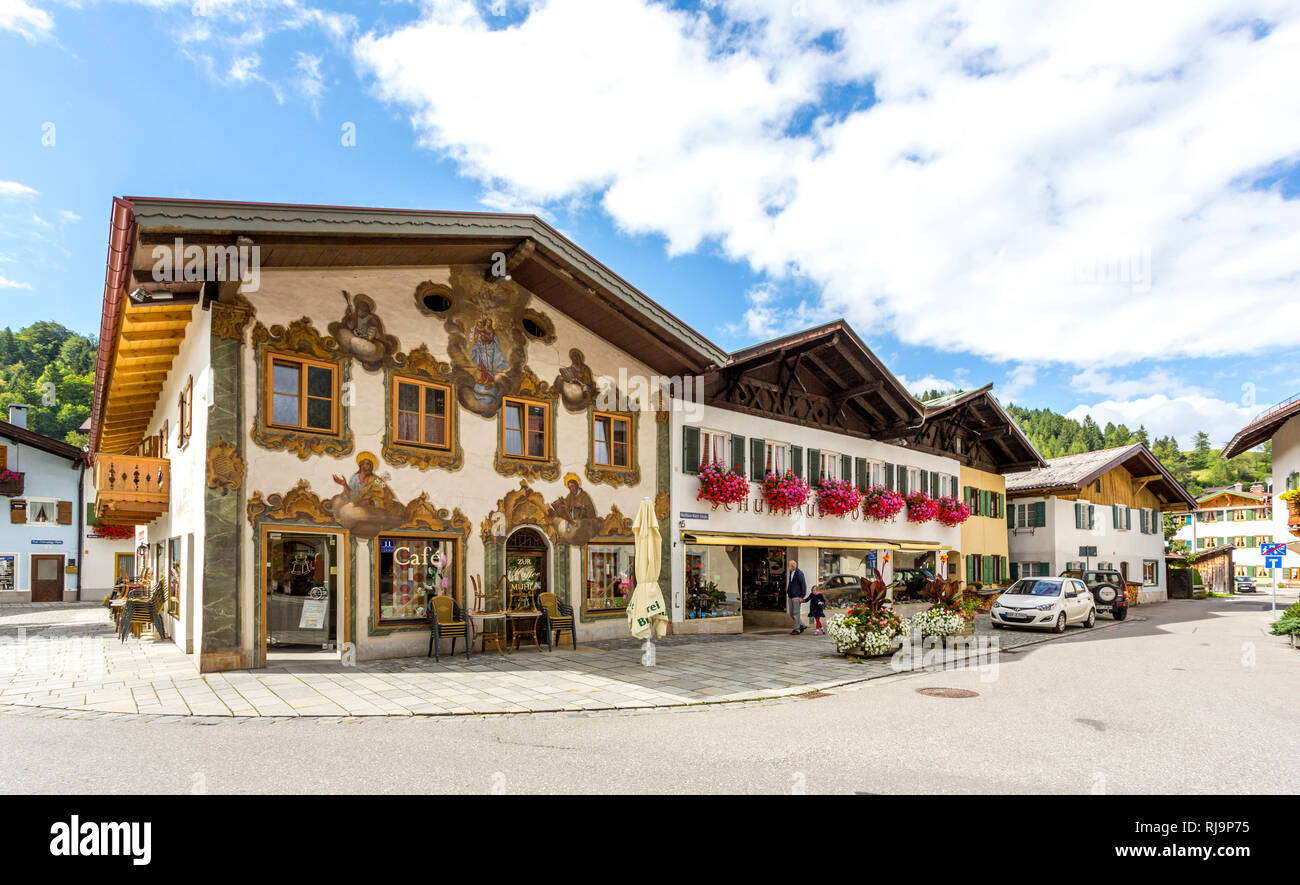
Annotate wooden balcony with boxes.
[94,454,170,525]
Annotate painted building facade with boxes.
[1170,484,1299,584]
[1223,396,1300,585]
[1005,443,1197,603]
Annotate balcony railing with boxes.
[93,453,170,525]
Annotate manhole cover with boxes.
[916,687,979,698]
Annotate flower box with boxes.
[697,461,749,508]
[861,486,905,521]
[905,491,939,523]
[0,470,23,497]
[816,478,862,517]
[1288,499,1300,537]
[761,470,810,514]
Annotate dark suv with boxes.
[1060,569,1128,619]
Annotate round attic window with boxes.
[422,292,452,313]
[519,310,554,342]
[413,281,454,316]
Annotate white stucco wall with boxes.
[1272,414,1300,565]
[0,436,83,602]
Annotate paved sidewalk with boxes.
[0,602,1113,718]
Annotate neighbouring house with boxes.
[1,405,133,602]
[1170,483,1297,586]
[1004,443,1197,603]
[1173,544,1236,596]
[671,325,1044,633]
[89,196,723,671]
[1222,394,1300,584]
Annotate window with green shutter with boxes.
[884,463,895,491]
[918,469,929,495]
[682,425,700,475]
[963,485,973,508]
[1007,503,1015,527]
[791,445,803,479]
[999,556,1008,582]
[966,555,975,584]
[750,437,765,481]
[982,555,994,583]
[1033,501,1047,527]
[898,467,908,495]
[841,454,852,485]
[980,489,990,516]
[731,434,746,476]
[1009,561,1019,580]
[855,457,868,491]
[808,449,821,485]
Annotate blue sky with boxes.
[2,0,1299,449]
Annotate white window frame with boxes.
[1116,504,1130,532]
[698,428,731,470]
[819,450,840,481]
[865,459,884,488]
[764,441,789,477]
[906,467,920,492]
[1142,559,1158,586]
[1016,503,1030,529]
[25,497,58,525]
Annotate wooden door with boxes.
[30,555,64,602]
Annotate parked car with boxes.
[1060,568,1129,620]
[1234,576,1257,593]
[991,577,1096,633]
[818,573,867,607]
[890,567,935,601]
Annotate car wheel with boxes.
[1084,608,1096,628]
[1054,612,1066,633]
[1113,607,1127,621]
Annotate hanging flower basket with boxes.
[696,461,750,508]
[905,491,939,523]
[817,478,862,517]
[861,485,905,521]
[761,470,810,514]
[93,523,135,540]
[935,495,972,527]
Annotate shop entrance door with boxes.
[31,554,63,602]
[505,528,548,609]
[264,531,341,655]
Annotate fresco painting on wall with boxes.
[329,451,404,539]
[555,348,599,412]
[328,291,402,372]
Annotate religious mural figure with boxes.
[470,317,510,408]
[549,473,602,545]
[555,347,599,412]
[329,451,404,539]
[329,290,401,372]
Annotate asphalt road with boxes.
[2,596,1296,794]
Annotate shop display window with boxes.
[585,543,634,614]
[376,534,456,624]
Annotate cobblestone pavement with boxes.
[0,602,1130,719]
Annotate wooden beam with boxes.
[485,238,536,281]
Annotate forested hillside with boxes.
[0,322,97,448]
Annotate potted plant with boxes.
[697,460,750,508]
[935,495,972,527]
[861,485,905,521]
[761,469,810,515]
[905,491,939,523]
[912,578,974,636]
[817,477,862,517]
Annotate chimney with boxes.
[1250,482,1265,494]
[6,404,28,429]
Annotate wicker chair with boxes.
[538,592,577,651]
[428,595,470,662]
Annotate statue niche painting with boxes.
[442,266,545,417]
[329,290,402,372]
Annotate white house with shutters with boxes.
[1004,444,1196,602]
[1222,393,1300,585]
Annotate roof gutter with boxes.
[89,197,136,455]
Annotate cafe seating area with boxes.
[433,574,580,661]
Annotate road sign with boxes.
[1261,542,1286,557]
[1079,545,1097,557]
[1265,555,1283,569]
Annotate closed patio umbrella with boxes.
[629,497,668,646]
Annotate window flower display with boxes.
[905,491,939,523]
[696,460,750,508]
[861,485,905,521]
[935,495,971,527]
[761,469,810,514]
[816,477,862,517]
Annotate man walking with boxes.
[785,559,807,634]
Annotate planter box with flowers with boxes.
[697,461,749,509]
[861,485,905,521]
[0,469,24,497]
[816,477,862,517]
[1282,490,1300,538]
[827,604,907,656]
[935,495,971,527]
[911,599,975,637]
[761,469,810,515]
[93,523,135,540]
[905,491,940,523]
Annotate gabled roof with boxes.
[910,384,1046,473]
[1004,442,1196,510]
[1222,391,1300,458]
[0,419,86,464]
[706,320,925,439]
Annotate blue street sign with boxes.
[1265,555,1283,569]
[1261,542,1286,557]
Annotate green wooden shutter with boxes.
[1074,502,1083,529]
[1010,561,1020,580]
[1007,502,1016,527]
[731,434,746,475]
[1000,556,1008,582]
[963,485,973,508]
[790,445,803,479]
[808,449,821,485]
[1088,505,1096,530]
[1033,501,1046,527]
[1038,561,1050,575]
[884,462,895,491]
[750,437,765,481]
[682,425,700,475]
[899,467,909,495]
[841,454,852,484]
[855,457,868,491]
[980,489,990,515]
[85,502,98,527]
[983,555,994,583]
[1112,504,1120,528]
[1125,508,1132,531]
[966,555,975,584]
[918,469,929,495]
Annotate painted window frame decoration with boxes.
[382,344,464,472]
[493,368,559,482]
[251,318,354,460]
[266,353,340,435]
[583,539,635,617]
[587,407,640,488]
[373,532,462,629]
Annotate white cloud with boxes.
[999,364,1039,402]
[31,213,49,228]
[898,374,959,397]
[0,0,53,41]
[1071,366,1190,399]
[294,51,325,110]
[56,209,81,223]
[0,275,33,290]
[1066,394,1255,448]
[354,0,1300,366]
[0,180,38,198]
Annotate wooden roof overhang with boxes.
[123,198,726,379]
[1222,393,1300,458]
[905,385,1046,473]
[703,321,925,440]
[96,298,195,454]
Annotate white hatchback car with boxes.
[990,576,1096,633]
